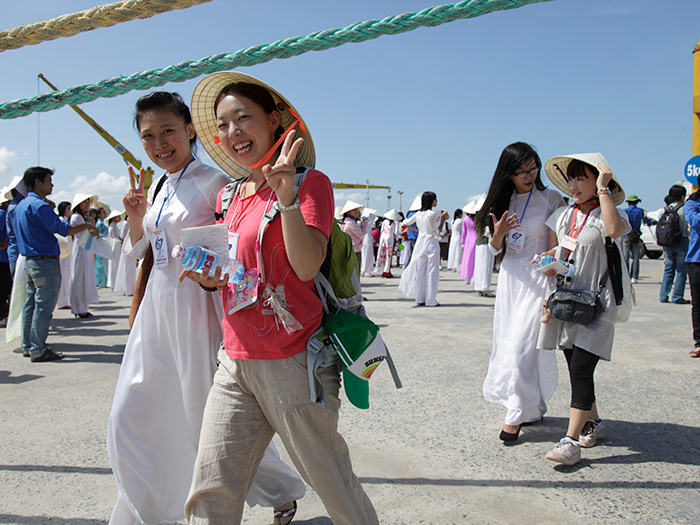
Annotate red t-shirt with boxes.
[219,169,334,360]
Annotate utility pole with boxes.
[397,190,403,213]
[693,35,700,190]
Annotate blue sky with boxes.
[1,0,699,217]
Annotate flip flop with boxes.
[689,348,700,358]
[30,348,65,362]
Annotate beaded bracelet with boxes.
[596,187,610,196]
[198,282,219,292]
[277,197,301,213]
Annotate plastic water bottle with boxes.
[536,254,574,276]
[172,245,219,276]
[225,259,246,284]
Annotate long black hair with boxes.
[474,142,546,262]
[474,142,546,234]
[420,191,437,211]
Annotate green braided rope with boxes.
[0,0,554,120]
[0,0,213,52]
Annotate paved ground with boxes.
[1,257,699,524]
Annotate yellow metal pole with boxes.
[38,74,154,188]
[693,36,700,190]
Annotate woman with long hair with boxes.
[55,201,73,309]
[106,91,304,525]
[69,194,99,318]
[476,142,564,442]
[398,191,448,307]
[446,208,464,271]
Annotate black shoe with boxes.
[674,298,691,305]
[30,348,64,362]
[499,425,521,442]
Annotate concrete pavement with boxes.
[1,257,699,524]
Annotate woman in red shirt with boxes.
[181,72,378,525]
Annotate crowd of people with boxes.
[3,69,698,523]
[0,172,140,362]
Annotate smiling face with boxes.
[215,93,280,168]
[509,157,539,194]
[567,163,598,205]
[138,109,195,173]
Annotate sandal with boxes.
[30,348,64,362]
[74,312,94,319]
[273,501,297,525]
[689,348,700,358]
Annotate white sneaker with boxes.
[631,278,638,284]
[546,437,581,465]
[579,419,606,448]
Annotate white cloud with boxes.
[55,171,129,211]
[0,147,18,176]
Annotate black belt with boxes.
[26,255,59,260]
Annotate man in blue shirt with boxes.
[622,194,652,284]
[15,167,98,362]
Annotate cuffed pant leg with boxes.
[186,352,275,525]
[255,352,378,525]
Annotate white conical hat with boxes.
[408,194,422,212]
[383,209,401,221]
[4,175,27,200]
[71,193,97,212]
[107,209,126,222]
[463,195,486,214]
[334,206,344,221]
[341,200,364,215]
[361,207,377,219]
[544,153,625,206]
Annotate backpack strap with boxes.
[256,167,311,283]
[215,179,244,222]
[668,202,683,214]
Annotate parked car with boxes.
[640,222,662,259]
[641,209,663,259]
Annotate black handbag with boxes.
[547,270,608,325]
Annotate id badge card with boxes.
[228,231,239,260]
[150,229,169,268]
[226,268,259,314]
[507,226,527,252]
[560,234,578,252]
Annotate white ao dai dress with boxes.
[106,160,305,524]
[482,188,564,426]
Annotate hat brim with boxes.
[543,153,625,206]
[342,367,370,409]
[341,200,364,215]
[71,194,98,211]
[383,210,401,221]
[191,72,315,180]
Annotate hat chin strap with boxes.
[246,107,305,170]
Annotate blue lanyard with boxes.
[155,157,195,228]
[514,187,535,224]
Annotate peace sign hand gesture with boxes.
[262,130,304,207]
[123,166,148,223]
